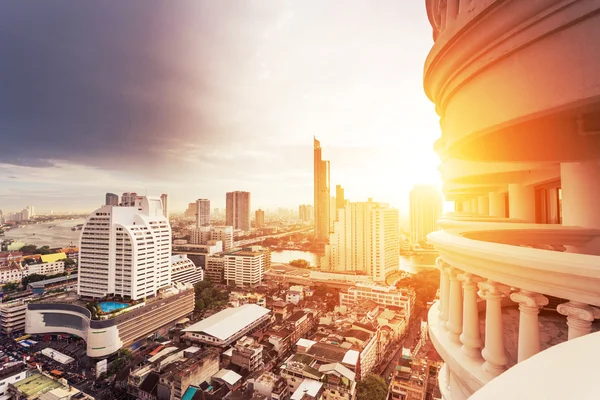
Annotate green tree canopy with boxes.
[1,282,20,293]
[59,258,76,267]
[357,374,388,400]
[19,244,38,254]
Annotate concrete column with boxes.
[459,273,483,358]
[446,267,463,343]
[561,161,600,253]
[510,290,548,362]
[488,192,505,218]
[446,0,460,22]
[438,260,450,327]
[454,201,462,212]
[478,195,489,216]
[464,200,471,213]
[470,198,479,214]
[557,301,598,340]
[478,280,510,376]
[508,183,535,222]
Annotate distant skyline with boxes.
[0,1,441,214]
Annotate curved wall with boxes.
[26,304,122,358]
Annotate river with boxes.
[270,249,437,274]
[5,223,437,274]
[3,219,86,248]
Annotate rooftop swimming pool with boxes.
[99,301,128,313]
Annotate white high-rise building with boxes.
[321,199,399,282]
[409,185,442,246]
[161,194,169,219]
[196,199,210,228]
[26,206,35,217]
[226,191,251,231]
[224,246,271,287]
[78,196,172,300]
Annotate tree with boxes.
[289,259,310,268]
[38,246,51,255]
[356,374,388,400]
[19,244,38,254]
[59,258,76,267]
[2,282,19,293]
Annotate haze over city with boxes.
[0,1,440,213]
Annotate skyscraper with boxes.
[255,209,265,228]
[336,185,345,209]
[314,137,330,240]
[321,199,399,282]
[196,199,211,228]
[409,185,442,245]
[78,196,172,300]
[161,193,169,219]
[226,191,251,231]
[106,193,119,206]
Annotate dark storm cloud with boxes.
[0,1,260,172]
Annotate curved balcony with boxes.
[424,0,600,163]
[470,330,600,399]
[427,221,600,399]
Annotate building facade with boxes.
[409,185,442,246]
[255,209,265,228]
[211,226,234,252]
[161,194,169,219]
[0,299,27,334]
[321,200,399,282]
[23,261,64,277]
[340,284,414,316]
[423,0,600,398]
[314,138,330,240]
[170,254,204,285]
[106,193,119,206]
[78,196,172,301]
[224,246,271,287]
[196,199,210,228]
[226,191,251,231]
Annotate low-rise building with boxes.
[27,273,78,295]
[155,350,220,400]
[280,352,356,400]
[229,291,267,308]
[231,336,264,373]
[0,299,27,334]
[252,371,289,400]
[183,304,271,347]
[0,261,23,284]
[340,284,415,317]
[387,346,442,400]
[23,260,64,276]
[0,362,31,398]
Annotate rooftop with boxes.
[213,368,242,386]
[183,304,271,341]
[11,372,62,397]
[291,379,323,400]
[28,274,78,288]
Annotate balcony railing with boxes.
[427,215,600,399]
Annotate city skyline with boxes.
[0,1,440,213]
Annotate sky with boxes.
[0,1,441,215]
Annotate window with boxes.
[535,180,562,224]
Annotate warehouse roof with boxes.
[183,304,270,341]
